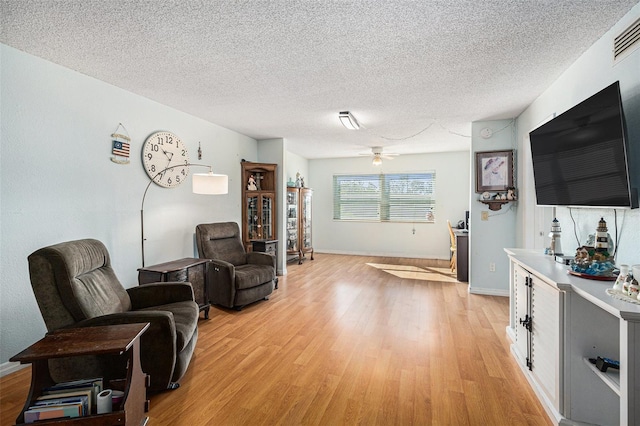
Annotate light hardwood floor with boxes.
[0,254,552,425]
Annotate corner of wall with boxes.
[469,119,518,294]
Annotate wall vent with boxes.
[614,17,640,63]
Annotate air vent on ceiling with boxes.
[614,17,640,63]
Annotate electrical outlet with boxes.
[489,262,496,272]
[481,211,489,221]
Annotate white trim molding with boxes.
[0,361,28,378]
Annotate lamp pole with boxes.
[140,163,215,267]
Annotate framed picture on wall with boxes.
[475,150,514,193]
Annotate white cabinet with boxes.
[512,264,529,367]
[510,262,563,421]
[506,250,640,426]
[530,272,562,415]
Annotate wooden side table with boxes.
[138,258,210,319]
[251,239,277,257]
[10,323,150,426]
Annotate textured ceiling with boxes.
[1,1,638,159]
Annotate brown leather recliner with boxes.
[27,239,199,391]
[196,222,275,310]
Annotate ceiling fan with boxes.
[359,146,399,166]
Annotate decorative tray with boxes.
[606,288,640,305]
[568,271,617,281]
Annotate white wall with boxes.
[308,152,470,259]
[0,44,258,365]
[257,138,287,274]
[469,120,517,296]
[285,151,309,190]
[515,4,640,266]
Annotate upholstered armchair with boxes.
[196,222,275,310]
[27,239,199,392]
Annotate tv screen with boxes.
[529,81,637,208]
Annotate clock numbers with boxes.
[143,131,189,188]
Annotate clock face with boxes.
[142,131,190,188]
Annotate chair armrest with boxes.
[247,252,276,268]
[208,259,235,277]
[73,311,177,391]
[73,311,175,335]
[127,282,194,310]
[207,259,236,308]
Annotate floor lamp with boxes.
[141,164,228,267]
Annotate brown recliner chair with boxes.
[28,239,199,392]
[196,222,275,310]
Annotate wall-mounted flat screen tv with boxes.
[529,81,637,208]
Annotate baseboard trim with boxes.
[468,286,509,297]
[314,249,448,261]
[0,361,28,378]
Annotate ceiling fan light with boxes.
[339,111,360,130]
[372,155,383,166]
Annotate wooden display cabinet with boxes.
[241,161,277,252]
[10,323,150,426]
[286,187,314,264]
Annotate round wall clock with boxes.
[142,131,190,188]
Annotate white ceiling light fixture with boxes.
[339,111,360,130]
[372,154,383,166]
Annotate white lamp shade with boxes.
[372,155,383,166]
[192,172,228,194]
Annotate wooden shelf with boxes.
[478,199,514,211]
[10,324,150,426]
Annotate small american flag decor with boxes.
[110,123,131,165]
[113,140,130,157]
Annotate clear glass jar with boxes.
[613,264,629,293]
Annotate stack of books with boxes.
[23,378,103,423]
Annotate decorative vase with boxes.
[623,270,635,295]
[613,264,629,293]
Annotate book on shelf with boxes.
[42,377,103,407]
[35,392,90,415]
[24,403,83,423]
[19,377,105,422]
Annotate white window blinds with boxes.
[333,172,436,222]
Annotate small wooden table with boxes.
[10,323,150,426]
[251,239,278,257]
[138,258,210,319]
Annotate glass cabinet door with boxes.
[301,189,312,250]
[246,195,259,240]
[286,189,299,252]
[261,194,274,240]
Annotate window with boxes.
[333,172,436,222]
